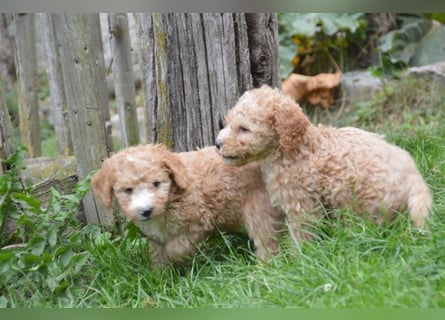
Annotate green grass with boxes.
[1,78,445,308]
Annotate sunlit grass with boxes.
[3,77,445,307]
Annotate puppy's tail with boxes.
[407,181,433,228]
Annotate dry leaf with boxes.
[282,71,342,108]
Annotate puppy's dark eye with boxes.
[239,126,250,133]
[152,181,160,188]
[124,188,133,194]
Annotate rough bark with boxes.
[108,13,140,148]
[136,13,280,152]
[0,13,16,90]
[53,13,114,225]
[245,13,281,88]
[0,83,15,174]
[14,13,41,158]
[89,14,114,152]
[135,13,171,148]
[40,13,73,156]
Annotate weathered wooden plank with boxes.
[232,13,253,94]
[134,13,154,143]
[202,13,232,143]
[90,14,114,154]
[53,13,114,225]
[14,13,41,158]
[40,13,73,156]
[136,13,279,152]
[166,13,188,152]
[0,83,15,174]
[21,156,78,209]
[245,13,281,88]
[0,14,16,91]
[190,13,212,148]
[108,13,140,148]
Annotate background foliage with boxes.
[278,13,445,78]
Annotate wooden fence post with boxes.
[108,13,140,148]
[135,13,280,152]
[14,13,41,158]
[0,83,15,174]
[135,13,170,147]
[0,13,16,91]
[245,13,281,88]
[53,13,114,225]
[89,14,114,152]
[40,13,73,156]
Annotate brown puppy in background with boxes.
[92,144,284,268]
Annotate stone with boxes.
[340,70,383,104]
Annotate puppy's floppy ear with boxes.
[159,147,190,190]
[91,160,115,208]
[271,98,311,153]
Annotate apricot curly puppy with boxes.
[216,85,432,240]
[92,144,284,268]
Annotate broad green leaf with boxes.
[411,22,445,66]
[29,237,46,256]
[48,227,58,247]
[0,174,12,207]
[279,41,297,79]
[23,254,42,265]
[319,15,338,36]
[46,276,59,292]
[11,192,41,212]
[60,248,73,267]
[55,246,70,257]
[378,17,433,65]
[71,252,90,273]
[54,280,69,295]
[290,14,319,37]
[0,296,8,308]
[0,252,14,262]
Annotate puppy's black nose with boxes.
[141,208,153,218]
[215,138,222,150]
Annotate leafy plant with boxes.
[278,13,367,78]
[378,15,433,69]
[0,147,93,306]
[0,145,27,239]
[374,13,445,77]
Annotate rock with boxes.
[406,61,445,88]
[340,62,445,106]
[340,70,383,104]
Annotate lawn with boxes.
[1,77,444,307]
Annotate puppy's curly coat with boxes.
[92,144,284,267]
[216,85,432,240]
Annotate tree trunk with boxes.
[0,83,15,174]
[40,13,73,156]
[245,13,281,88]
[135,13,280,152]
[53,13,114,225]
[0,13,16,90]
[108,13,140,148]
[14,13,41,158]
